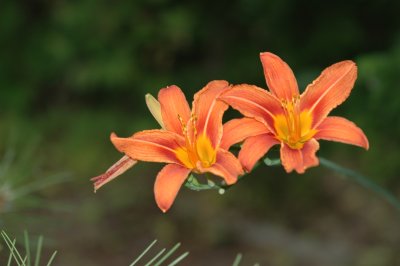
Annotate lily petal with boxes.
[239,133,279,172]
[110,130,185,165]
[220,118,269,150]
[219,84,282,133]
[260,52,299,100]
[192,80,230,147]
[280,139,320,174]
[204,149,243,185]
[91,155,137,191]
[154,163,191,212]
[314,116,369,149]
[158,85,191,135]
[280,144,302,173]
[301,139,320,171]
[300,60,357,128]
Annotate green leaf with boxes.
[153,242,181,266]
[232,253,242,266]
[34,235,43,266]
[2,231,57,266]
[1,231,25,266]
[144,248,166,266]
[167,252,189,266]
[46,251,58,266]
[24,230,30,266]
[130,239,158,266]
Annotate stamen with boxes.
[176,112,217,170]
[192,115,197,137]
[178,113,195,166]
[279,95,302,146]
[275,95,314,150]
[177,114,186,134]
[188,114,198,150]
[292,96,301,140]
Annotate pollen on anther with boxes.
[177,114,187,133]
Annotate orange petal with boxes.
[204,149,243,185]
[301,139,320,171]
[314,116,369,149]
[280,139,320,174]
[154,163,191,212]
[300,60,357,128]
[239,133,279,172]
[91,155,137,191]
[220,118,269,150]
[219,84,282,133]
[260,52,299,100]
[110,130,185,165]
[191,80,230,147]
[280,144,302,173]
[158,85,191,135]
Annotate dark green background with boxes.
[1,0,400,265]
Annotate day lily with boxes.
[92,80,264,212]
[219,52,369,173]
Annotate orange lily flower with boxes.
[220,52,369,173]
[93,80,263,212]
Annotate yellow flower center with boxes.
[175,115,217,170]
[274,96,316,149]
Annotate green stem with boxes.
[319,157,400,212]
[183,154,400,213]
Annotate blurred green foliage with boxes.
[1,0,400,113]
[1,230,58,266]
[0,0,400,265]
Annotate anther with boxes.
[178,114,187,134]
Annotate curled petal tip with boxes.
[156,200,170,213]
[337,60,357,72]
[260,51,272,56]
[363,139,370,150]
[226,177,238,186]
[294,167,306,174]
[343,60,356,66]
[362,132,370,151]
[110,132,117,139]
[243,165,251,173]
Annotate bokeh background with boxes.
[1,0,400,265]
